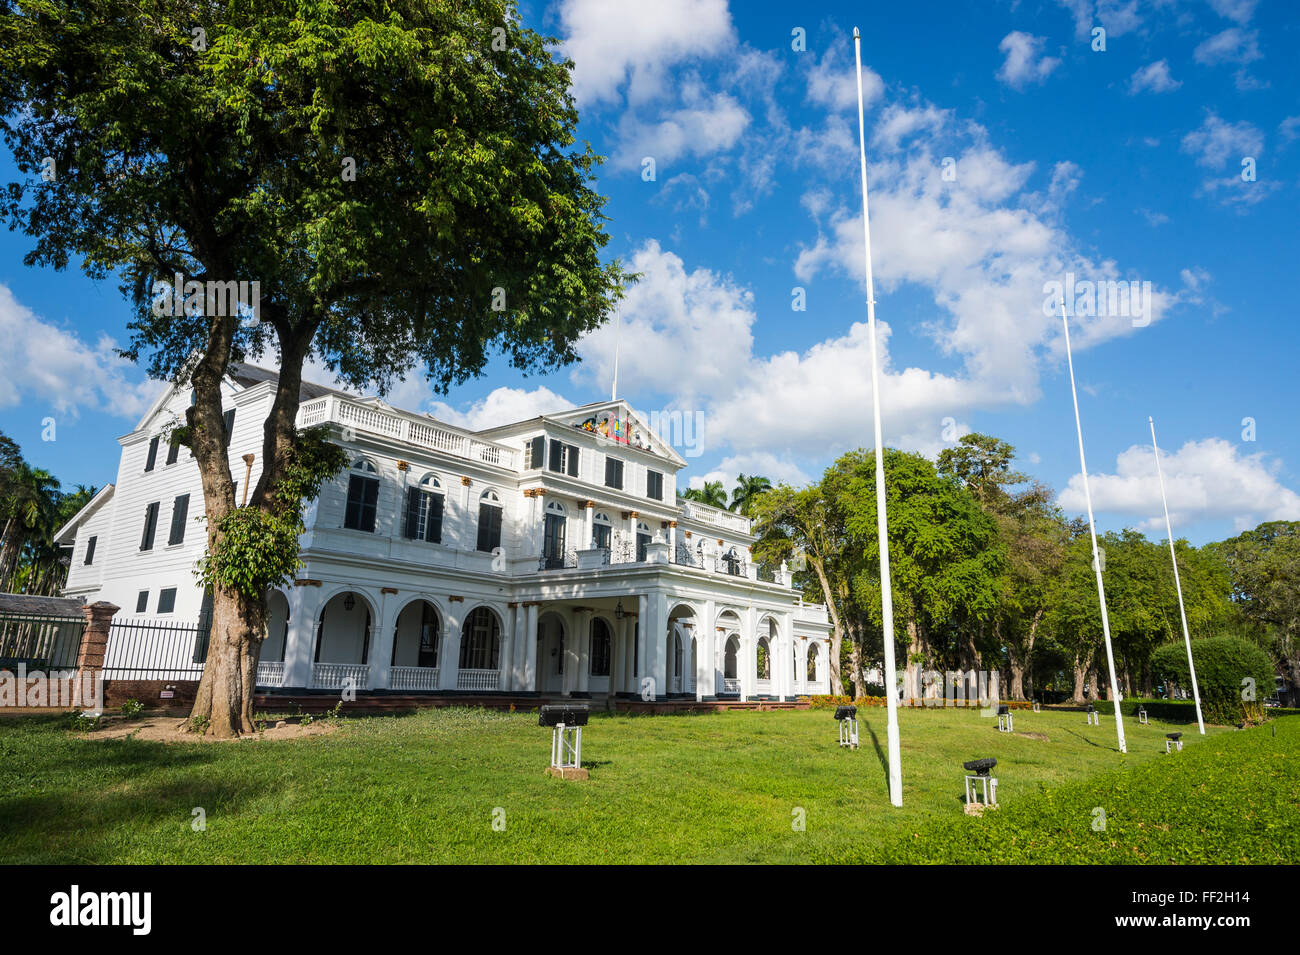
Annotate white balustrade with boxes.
[390,666,441,691]
[311,662,370,690]
[255,661,284,688]
[456,668,500,690]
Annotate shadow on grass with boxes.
[1061,727,1120,753]
[864,720,890,792]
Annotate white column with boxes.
[623,614,636,695]
[575,609,591,694]
[779,613,795,701]
[439,605,464,690]
[647,591,668,700]
[635,593,648,693]
[498,604,517,691]
[669,521,678,560]
[741,606,757,702]
[509,603,527,690]
[370,591,400,690]
[666,623,677,695]
[282,585,326,689]
[583,502,594,549]
[523,603,539,691]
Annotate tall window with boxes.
[476,489,503,552]
[165,433,181,465]
[525,435,546,469]
[590,618,612,677]
[344,458,380,532]
[548,439,579,476]
[459,607,501,670]
[140,501,160,551]
[636,521,652,562]
[542,502,567,567]
[168,494,190,545]
[157,588,178,614]
[592,512,612,550]
[646,469,663,500]
[403,474,444,543]
[84,536,97,565]
[144,436,160,472]
[604,457,624,490]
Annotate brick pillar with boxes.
[77,601,118,673]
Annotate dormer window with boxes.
[344,457,380,532]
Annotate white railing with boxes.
[456,668,499,690]
[297,395,520,471]
[671,675,682,693]
[722,677,741,694]
[756,679,772,695]
[390,666,440,691]
[311,662,370,690]
[256,661,284,687]
[678,499,751,534]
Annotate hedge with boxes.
[807,695,1033,710]
[1150,636,1274,725]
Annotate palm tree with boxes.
[0,463,61,592]
[729,473,772,516]
[681,481,728,509]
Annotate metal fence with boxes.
[0,612,86,671]
[103,614,211,681]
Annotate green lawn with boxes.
[0,705,1293,864]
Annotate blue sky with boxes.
[1,0,1296,544]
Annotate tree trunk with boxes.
[1086,667,1100,701]
[848,636,865,699]
[903,617,924,703]
[1010,664,1026,701]
[810,556,845,696]
[1071,664,1086,703]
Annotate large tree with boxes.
[0,0,625,735]
[0,462,61,592]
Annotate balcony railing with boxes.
[721,677,741,694]
[390,666,440,691]
[311,662,369,690]
[678,499,751,534]
[298,394,520,470]
[255,661,284,687]
[457,668,500,690]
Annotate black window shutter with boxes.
[403,487,420,539]
[168,494,190,545]
[140,502,159,550]
[144,436,159,471]
[476,504,490,551]
[223,408,236,438]
[548,438,562,472]
[361,476,379,532]
[566,444,579,477]
[428,494,444,543]
[490,505,502,550]
[84,536,97,565]
[529,436,545,469]
[136,591,149,613]
[165,434,180,465]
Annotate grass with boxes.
[0,705,1292,864]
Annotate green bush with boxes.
[1150,636,1274,725]
[1091,698,1201,722]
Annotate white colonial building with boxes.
[55,363,831,702]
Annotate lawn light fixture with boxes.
[1165,732,1183,754]
[1032,699,1041,714]
[997,704,1013,733]
[540,704,589,780]
[834,705,859,749]
[1138,706,1149,725]
[343,593,355,612]
[962,757,998,811]
[1085,704,1100,726]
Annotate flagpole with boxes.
[611,305,621,402]
[854,27,903,806]
[1059,298,1127,754]
[1149,416,1206,734]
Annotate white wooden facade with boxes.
[55,364,832,701]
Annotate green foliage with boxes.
[120,699,144,720]
[1151,636,1274,724]
[66,711,99,732]
[196,427,346,597]
[681,481,728,509]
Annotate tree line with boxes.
[0,430,96,598]
[750,433,1300,706]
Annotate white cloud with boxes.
[558,0,734,106]
[1059,438,1300,532]
[613,91,750,170]
[0,285,161,419]
[1180,112,1272,205]
[1129,60,1181,94]
[1206,0,1258,26]
[805,45,882,113]
[1056,0,1144,40]
[426,386,576,433]
[996,31,1061,89]
[1193,27,1264,89]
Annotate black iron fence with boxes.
[0,612,86,671]
[103,614,211,681]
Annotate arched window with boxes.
[724,635,739,679]
[404,474,445,542]
[344,458,380,532]
[592,511,612,550]
[636,521,652,562]
[807,643,820,681]
[459,607,501,670]
[542,501,568,568]
[476,488,503,552]
[589,618,612,677]
[392,600,440,668]
[756,637,771,679]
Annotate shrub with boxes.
[120,699,144,720]
[1151,636,1274,725]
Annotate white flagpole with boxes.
[1059,298,1127,753]
[854,27,903,807]
[611,304,621,402]
[1149,416,1206,734]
